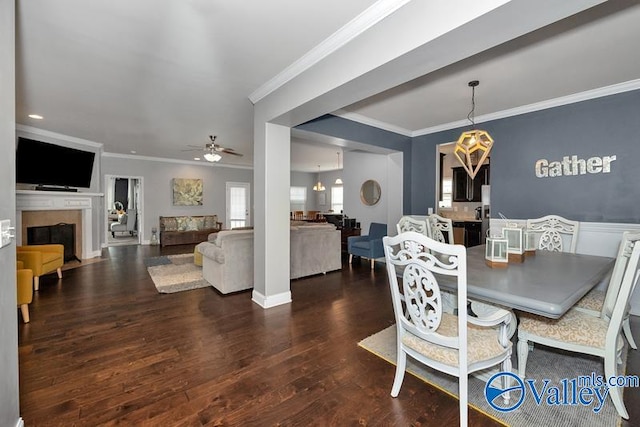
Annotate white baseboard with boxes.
[252,290,292,308]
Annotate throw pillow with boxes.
[162,217,178,231]
[186,218,199,231]
[118,213,128,224]
[204,215,218,229]
[176,216,189,231]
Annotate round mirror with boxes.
[360,179,381,206]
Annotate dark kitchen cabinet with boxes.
[452,221,482,247]
[452,164,490,202]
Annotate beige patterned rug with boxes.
[359,325,625,427]
[146,254,211,294]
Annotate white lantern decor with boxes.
[485,232,508,268]
[502,223,525,263]
[524,229,537,256]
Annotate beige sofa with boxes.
[197,224,341,294]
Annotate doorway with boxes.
[226,182,251,229]
[104,175,144,246]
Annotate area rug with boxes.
[145,253,211,294]
[358,325,625,427]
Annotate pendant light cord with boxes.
[467,85,476,126]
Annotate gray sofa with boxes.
[197,224,341,294]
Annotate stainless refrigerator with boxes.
[480,185,490,244]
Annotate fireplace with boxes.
[27,223,80,263]
[16,190,100,260]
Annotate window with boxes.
[439,178,452,208]
[331,186,343,213]
[290,186,306,212]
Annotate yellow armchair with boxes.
[16,244,64,291]
[17,261,34,323]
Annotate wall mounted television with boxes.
[16,137,96,189]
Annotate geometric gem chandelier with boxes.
[453,80,493,179]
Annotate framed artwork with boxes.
[172,178,203,206]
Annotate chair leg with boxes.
[391,347,407,397]
[623,317,637,350]
[20,304,30,323]
[370,259,375,270]
[57,267,63,279]
[605,353,629,419]
[349,254,353,264]
[34,276,40,291]
[517,337,530,378]
[459,373,468,427]
[501,356,512,404]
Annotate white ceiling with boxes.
[15,1,640,172]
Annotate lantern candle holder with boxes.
[150,227,159,246]
[503,223,525,263]
[485,233,509,268]
[524,229,537,256]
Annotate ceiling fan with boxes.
[184,135,243,162]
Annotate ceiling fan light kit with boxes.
[183,134,244,162]
[454,80,493,179]
[204,152,222,162]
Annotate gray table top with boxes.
[437,245,615,318]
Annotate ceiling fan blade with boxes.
[180,147,203,152]
[219,148,243,156]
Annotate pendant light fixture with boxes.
[313,165,325,191]
[454,80,493,179]
[334,151,343,185]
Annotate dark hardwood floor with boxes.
[17,244,640,426]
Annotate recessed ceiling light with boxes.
[130,150,137,154]
[194,157,201,161]
[28,114,43,120]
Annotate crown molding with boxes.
[331,109,413,136]
[101,152,254,170]
[413,78,640,136]
[16,124,103,148]
[333,78,640,138]
[248,0,411,104]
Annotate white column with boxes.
[252,121,292,308]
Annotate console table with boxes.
[341,228,360,254]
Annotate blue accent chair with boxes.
[348,222,387,269]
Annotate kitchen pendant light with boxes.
[454,80,493,179]
[313,165,325,191]
[334,151,343,185]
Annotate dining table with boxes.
[437,244,616,319]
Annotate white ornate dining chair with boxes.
[383,232,513,427]
[526,215,636,348]
[396,216,428,236]
[526,214,579,253]
[573,235,637,349]
[427,214,454,244]
[517,231,640,420]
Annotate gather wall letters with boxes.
[535,154,616,178]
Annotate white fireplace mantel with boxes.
[16,190,103,259]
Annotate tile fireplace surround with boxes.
[16,190,103,260]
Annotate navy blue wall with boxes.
[411,89,640,222]
[296,115,412,213]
